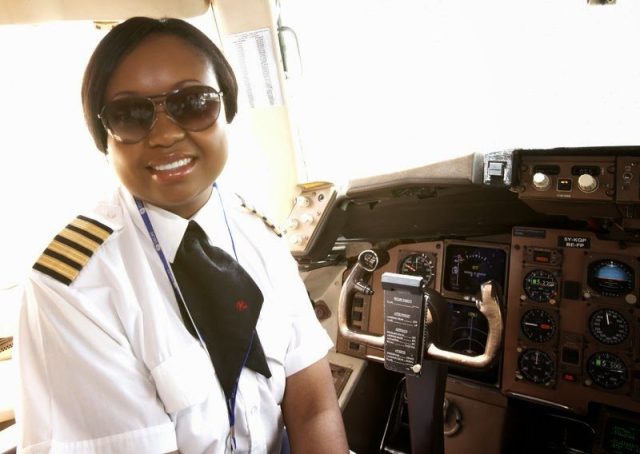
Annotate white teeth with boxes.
[152,157,193,171]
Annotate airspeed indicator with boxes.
[589,309,629,346]
[521,309,556,343]
[399,253,436,287]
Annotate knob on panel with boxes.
[286,182,337,256]
[300,213,315,225]
[296,196,311,207]
[577,174,598,193]
[532,172,551,191]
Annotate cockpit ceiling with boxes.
[0,0,209,24]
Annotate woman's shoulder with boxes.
[232,193,284,238]
[215,185,283,238]
[29,193,128,288]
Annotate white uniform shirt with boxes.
[16,185,333,454]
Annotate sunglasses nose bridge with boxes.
[147,96,175,128]
[152,95,183,125]
[146,96,186,145]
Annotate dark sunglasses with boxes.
[99,85,223,144]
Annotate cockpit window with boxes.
[279,0,640,184]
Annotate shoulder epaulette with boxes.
[33,215,114,285]
[235,194,283,237]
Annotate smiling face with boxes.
[104,34,228,218]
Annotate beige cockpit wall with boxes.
[0,0,300,225]
[214,0,301,224]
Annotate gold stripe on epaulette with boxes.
[35,254,81,283]
[33,215,113,285]
[236,194,283,237]
[71,218,112,241]
[58,228,101,251]
[47,240,92,267]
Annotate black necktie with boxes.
[171,220,271,402]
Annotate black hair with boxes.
[81,16,238,153]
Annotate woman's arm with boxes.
[17,276,178,453]
[282,356,349,454]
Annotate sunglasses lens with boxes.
[103,98,155,143]
[166,86,221,131]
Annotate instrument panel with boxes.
[504,227,640,414]
[337,228,640,415]
[339,240,509,388]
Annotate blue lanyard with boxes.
[134,183,250,452]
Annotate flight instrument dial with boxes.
[587,259,635,298]
[399,253,436,287]
[587,352,628,390]
[518,349,555,385]
[520,308,556,343]
[523,269,559,303]
[589,309,630,346]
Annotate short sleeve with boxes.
[266,238,333,377]
[16,275,177,454]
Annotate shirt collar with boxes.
[119,185,235,263]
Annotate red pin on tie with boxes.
[235,299,248,312]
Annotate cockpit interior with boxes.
[1,0,640,453]
[289,147,640,453]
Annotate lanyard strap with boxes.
[134,183,249,452]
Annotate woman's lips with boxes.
[148,156,196,183]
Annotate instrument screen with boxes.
[587,259,635,297]
[443,244,508,295]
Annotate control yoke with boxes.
[338,249,503,372]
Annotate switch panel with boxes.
[519,156,615,202]
[285,182,337,256]
[616,156,640,203]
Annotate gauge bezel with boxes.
[397,250,438,288]
[584,254,638,302]
[521,266,562,305]
[519,305,559,345]
[441,240,510,301]
[586,306,633,348]
[517,348,557,387]
[584,350,630,393]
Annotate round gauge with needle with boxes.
[399,252,436,287]
[523,269,559,303]
[518,349,555,385]
[587,352,628,390]
[589,308,629,346]
[520,308,556,343]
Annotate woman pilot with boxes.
[16,16,349,454]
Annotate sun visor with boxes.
[0,0,210,25]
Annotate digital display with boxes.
[603,417,640,454]
[444,244,507,295]
[447,301,500,386]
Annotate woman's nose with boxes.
[147,104,185,147]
